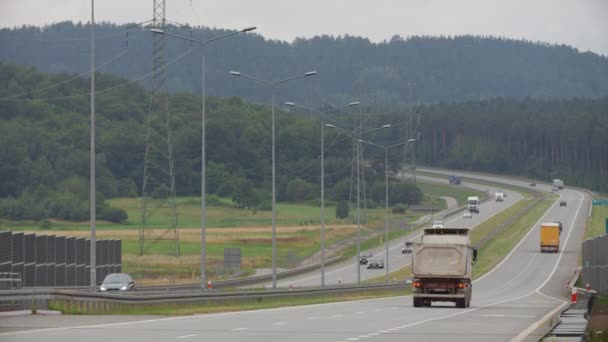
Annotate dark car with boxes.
[367,259,384,269]
[402,241,413,254]
[560,200,567,207]
[359,253,373,265]
[530,183,536,187]
[100,273,135,292]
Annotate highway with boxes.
[0,170,590,341]
[274,174,522,287]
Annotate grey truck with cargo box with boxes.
[411,228,477,308]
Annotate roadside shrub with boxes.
[99,207,128,223]
[392,203,407,214]
[336,201,349,219]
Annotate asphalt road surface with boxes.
[273,174,522,287]
[0,170,590,341]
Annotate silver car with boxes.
[100,273,135,292]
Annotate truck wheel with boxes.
[456,299,465,308]
[423,300,431,307]
[413,298,422,307]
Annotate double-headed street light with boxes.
[325,123,391,284]
[151,26,256,291]
[230,70,318,289]
[358,139,408,284]
[284,101,360,287]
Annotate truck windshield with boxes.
[468,200,478,205]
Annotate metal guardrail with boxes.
[138,253,344,291]
[0,282,410,312]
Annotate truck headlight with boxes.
[100,286,107,291]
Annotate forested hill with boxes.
[2,21,608,105]
[1,62,607,223]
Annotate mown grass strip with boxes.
[417,181,485,206]
[586,195,608,239]
[48,288,412,315]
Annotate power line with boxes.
[0,47,194,102]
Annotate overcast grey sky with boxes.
[1,0,607,55]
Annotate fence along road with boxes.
[0,169,591,342]
[582,234,608,295]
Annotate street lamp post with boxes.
[359,139,406,284]
[284,101,360,287]
[408,138,416,183]
[325,123,391,284]
[230,71,318,289]
[151,26,256,291]
[90,0,96,291]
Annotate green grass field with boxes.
[416,181,485,206]
[587,196,608,239]
[0,180,489,284]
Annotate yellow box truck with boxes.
[540,222,562,253]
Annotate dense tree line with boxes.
[1,22,607,107]
[0,63,420,222]
[400,98,608,191]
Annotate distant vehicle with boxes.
[467,196,480,213]
[367,259,384,269]
[495,192,504,202]
[530,183,536,187]
[463,211,473,218]
[553,179,564,190]
[412,228,476,308]
[100,273,135,292]
[359,253,372,265]
[432,220,445,229]
[560,200,567,207]
[449,175,462,185]
[540,222,562,253]
[402,241,413,254]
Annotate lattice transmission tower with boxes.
[139,0,180,256]
[403,106,422,182]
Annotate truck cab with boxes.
[495,192,504,202]
[467,196,480,213]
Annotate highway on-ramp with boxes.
[0,170,591,341]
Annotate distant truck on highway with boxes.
[552,179,564,190]
[449,175,462,185]
[540,222,562,253]
[411,228,477,308]
[467,196,480,213]
[495,192,504,202]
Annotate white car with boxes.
[432,220,445,228]
[463,211,473,218]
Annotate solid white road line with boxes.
[176,334,198,339]
[481,314,535,318]
[231,327,248,331]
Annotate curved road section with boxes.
[0,170,591,342]
[273,174,522,287]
